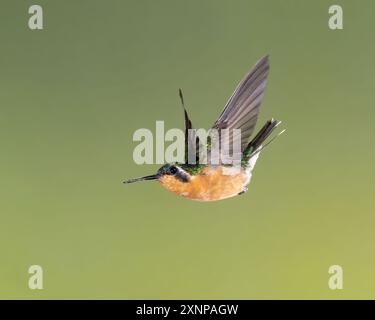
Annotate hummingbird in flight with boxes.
[124,55,284,201]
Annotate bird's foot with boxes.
[238,186,248,195]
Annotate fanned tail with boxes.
[248,119,280,150]
[241,119,282,167]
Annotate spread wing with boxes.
[211,55,270,162]
[179,56,270,166]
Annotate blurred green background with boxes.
[0,0,374,299]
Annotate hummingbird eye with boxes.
[169,166,178,175]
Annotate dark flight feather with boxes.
[179,89,202,164]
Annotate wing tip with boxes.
[260,54,270,63]
[178,88,185,106]
[256,55,270,73]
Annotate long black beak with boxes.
[123,174,158,184]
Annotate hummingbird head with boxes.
[123,163,191,184]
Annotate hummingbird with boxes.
[124,55,284,201]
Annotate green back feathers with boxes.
[181,163,206,175]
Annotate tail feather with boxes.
[241,119,281,167]
[247,118,280,151]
